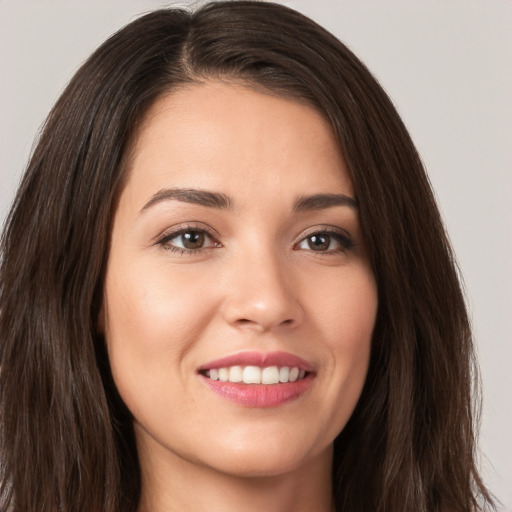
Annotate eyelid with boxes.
[297,224,352,239]
[156,222,219,240]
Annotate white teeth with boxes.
[205,365,307,384]
[218,367,229,382]
[228,365,243,382]
[261,366,280,384]
[243,366,261,384]
[289,367,300,382]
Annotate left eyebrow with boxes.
[140,187,232,213]
[292,193,358,213]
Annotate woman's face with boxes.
[102,82,378,478]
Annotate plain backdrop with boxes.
[1,0,511,509]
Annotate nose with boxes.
[221,248,304,333]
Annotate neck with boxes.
[136,433,335,512]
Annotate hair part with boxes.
[0,2,494,511]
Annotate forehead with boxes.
[122,81,353,207]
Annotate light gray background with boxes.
[1,0,511,509]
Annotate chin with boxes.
[194,434,332,479]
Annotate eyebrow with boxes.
[140,188,358,213]
[141,188,232,213]
[292,193,358,212]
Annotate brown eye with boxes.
[158,228,220,253]
[296,230,354,253]
[181,230,205,249]
[307,234,330,251]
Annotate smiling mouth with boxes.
[197,351,315,406]
[200,365,308,385]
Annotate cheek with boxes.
[312,261,377,350]
[334,270,377,379]
[310,264,377,433]
[102,259,217,401]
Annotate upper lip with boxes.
[198,351,315,373]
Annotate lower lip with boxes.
[200,374,314,408]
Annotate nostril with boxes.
[233,318,261,330]
[233,317,295,331]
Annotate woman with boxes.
[0,2,494,511]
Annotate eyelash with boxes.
[156,224,355,255]
[156,223,220,255]
[295,227,355,254]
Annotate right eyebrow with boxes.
[292,193,358,213]
[140,187,232,214]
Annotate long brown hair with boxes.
[0,2,494,511]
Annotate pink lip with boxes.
[197,351,316,408]
[200,376,314,408]
[198,351,315,372]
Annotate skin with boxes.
[101,82,378,512]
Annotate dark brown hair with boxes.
[0,2,494,511]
